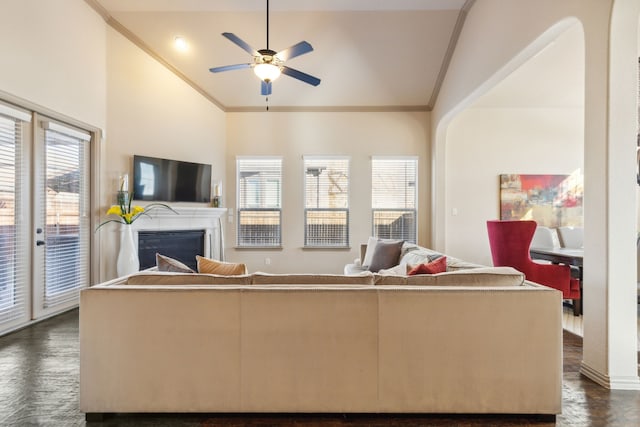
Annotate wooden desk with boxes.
[530,247,583,315]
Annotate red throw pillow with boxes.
[408,256,447,275]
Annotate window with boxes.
[371,157,417,243]
[236,157,282,247]
[304,156,349,247]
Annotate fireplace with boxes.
[138,229,205,270]
[123,207,226,274]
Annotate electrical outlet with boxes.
[265,257,271,265]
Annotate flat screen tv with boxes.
[133,155,212,203]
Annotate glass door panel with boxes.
[33,119,90,318]
[0,109,31,334]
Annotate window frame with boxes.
[303,155,350,248]
[236,156,283,248]
[371,156,418,244]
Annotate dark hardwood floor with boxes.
[0,309,638,426]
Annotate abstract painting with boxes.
[499,172,583,228]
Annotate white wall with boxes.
[226,111,429,274]
[433,0,639,389]
[0,0,106,129]
[445,107,583,266]
[101,28,226,280]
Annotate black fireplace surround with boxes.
[137,229,205,271]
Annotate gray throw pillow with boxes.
[368,240,404,273]
[156,253,194,273]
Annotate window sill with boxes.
[234,246,283,251]
[302,246,352,251]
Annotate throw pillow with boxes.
[377,263,410,276]
[196,255,248,276]
[408,256,447,275]
[156,253,194,273]
[361,236,379,268]
[368,240,404,273]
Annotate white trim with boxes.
[0,101,31,122]
[580,361,640,390]
[235,155,283,160]
[42,120,91,141]
[371,155,419,160]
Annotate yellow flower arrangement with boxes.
[96,192,177,231]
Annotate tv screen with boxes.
[133,155,212,203]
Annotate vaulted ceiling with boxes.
[90,0,469,111]
[90,0,583,113]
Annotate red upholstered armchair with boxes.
[487,220,581,305]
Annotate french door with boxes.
[33,117,91,319]
[0,102,92,334]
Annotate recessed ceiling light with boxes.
[174,36,188,52]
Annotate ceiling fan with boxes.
[208,0,321,96]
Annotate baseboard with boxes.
[580,362,640,390]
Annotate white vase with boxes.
[117,224,139,276]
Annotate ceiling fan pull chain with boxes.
[266,96,269,111]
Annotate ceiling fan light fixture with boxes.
[254,63,281,82]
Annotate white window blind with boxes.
[372,157,417,243]
[0,108,30,331]
[304,156,349,247]
[40,122,90,309]
[237,157,282,247]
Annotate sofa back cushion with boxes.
[252,272,374,285]
[375,267,524,287]
[126,272,252,286]
[409,267,524,286]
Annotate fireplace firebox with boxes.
[137,229,205,271]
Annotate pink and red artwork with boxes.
[499,173,583,228]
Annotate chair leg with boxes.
[572,299,582,316]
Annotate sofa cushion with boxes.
[408,256,447,275]
[156,253,195,273]
[368,240,404,273]
[361,236,380,268]
[446,256,486,271]
[196,255,248,276]
[377,263,410,276]
[404,267,525,287]
[252,272,374,285]
[126,271,252,285]
[373,274,408,286]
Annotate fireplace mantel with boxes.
[128,207,227,261]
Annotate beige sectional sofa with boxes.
[80,255,563,417]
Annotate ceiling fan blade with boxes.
[275,41,313,62]
[281,66,321,86]
[222,32,259,56]
[261,81,272,96]
[209,63,252,73]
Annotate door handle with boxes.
[36,240,45,246]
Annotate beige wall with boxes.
[445,107,583,266]
[225,111,429,274]
[100,28,226,280]
[0,0,106,129]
